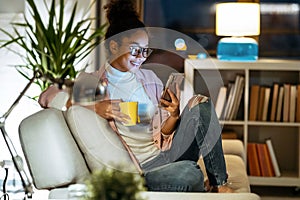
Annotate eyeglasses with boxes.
[129,46,153,58]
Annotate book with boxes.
[222,82,235,120]
[296,84,300,122]
[265,138,281,177]
[270,83,279,122]
[249,85,260,121]
[257,87,266,121]
[247,143,261,176]
[231,76,245,120]
[225,75,242,120]
[215,86,227,119]
[262,87,271,121]
[256,143,275,177]
[289,85,297,122]
[276,86,284,122]
[283,84,291,122]
[222,130,238,139]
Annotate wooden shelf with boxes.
[248,121,300,127]
[219,120,245,125]
[249,172,300,187]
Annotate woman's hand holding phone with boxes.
[160,87,180,118]
[159,73,184,108]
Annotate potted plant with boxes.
[0,0,106,92]
[85,165,146,200]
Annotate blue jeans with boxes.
[141,99,227,192]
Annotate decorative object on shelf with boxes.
[174,38,187,51]
[215,2,260,61]
[85,165,146,200]
[0,0,106,198]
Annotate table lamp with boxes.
[215,2,260,61]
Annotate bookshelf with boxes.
[184,58,300,187]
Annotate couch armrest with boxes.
[222,139,246,161]
[19,108,90,189]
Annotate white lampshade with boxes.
[216,2,260,37]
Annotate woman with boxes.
[39,0,233,193]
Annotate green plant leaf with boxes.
[0,0,107,92]
[85,165,146,200]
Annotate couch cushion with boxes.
[66,105,136,173]
[141,191,260,200]
[48,189,260,200]
[19,108,90,189]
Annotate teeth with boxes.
[132,62,140,66]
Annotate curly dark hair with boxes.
[103,0,145,40]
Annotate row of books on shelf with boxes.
[249,83,300,122]
[247,138,281,177]
[215,74,245,121]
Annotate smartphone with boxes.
[160,73,184,107]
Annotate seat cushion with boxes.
[141,191,260,200]
[49,189,260,200]
[66,105,137,173]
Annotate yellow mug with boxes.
[119,101,138,126]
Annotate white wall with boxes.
[0,0,24,12]
[0,4,41,163]
[0,6,43,198]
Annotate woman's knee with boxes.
[144,161,205,192]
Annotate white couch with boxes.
[18,65,260,199]
[18,106,260,200]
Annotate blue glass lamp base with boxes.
[217,37,258,61]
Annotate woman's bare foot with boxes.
[204,179,211,192]
[212,185,235,193]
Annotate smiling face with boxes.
[109,29,150,72]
